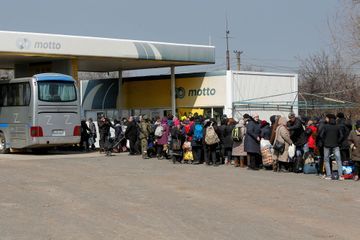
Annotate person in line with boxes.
[80,119,91,152]
[244,114,261,170]
[218,117,228,164]
[171,120,184,164]
[337,112,351,162]
[125,116,138,155]
[273,117,293,172]
[316,117,326,175]
[348,120,360,181]
[204,118,220,166]
[260,120,271,141]
[88,118,97,151]
[318,114,344,180]
[223,118,235,165]
[306,118,318,154]
[190,117,204,165]
[155,117,170,160]
[287,113,308,172]
[232,119,247,168]
[98,116,114,154]
[260,120,272,169]
[139,115,152,159]
[111,119,122,153]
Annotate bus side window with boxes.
[23,83,31,106]
[7,85,14,106]
[0,85,6,106]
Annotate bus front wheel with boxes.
[0,132,10,154]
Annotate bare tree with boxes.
[330,0,360,66]
[298,51,359,117]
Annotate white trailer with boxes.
[228,71,298,121]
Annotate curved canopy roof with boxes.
[0,31,215,71]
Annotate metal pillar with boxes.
[170,66,176,116]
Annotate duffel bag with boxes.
[303,162,317,174]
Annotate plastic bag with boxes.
[288,144,295,158]
[260,139,271,149]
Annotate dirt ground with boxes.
[0,152,359,240]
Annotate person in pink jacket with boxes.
[155,117,170,159]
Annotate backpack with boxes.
[232,127,244,142]
[154,125,164,137]
[205,123,220,145]
[193,123,203,141]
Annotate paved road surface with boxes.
[0,152,359,240]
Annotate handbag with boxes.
[273,140,285,154]
[183,151,194,161]
[273,126,286,154]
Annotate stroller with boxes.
[147,134,157,158]
[104,136,125,156]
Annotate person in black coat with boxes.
[244,114,261,170]
[260,120,271,140]
[125,116,139,155]
[336,112,351,162]
[98,116,114,153]
[218,117,228,164]
[171,123,185,164]
[223,118,235,164]
[203,118,220,166]
[287,113,308,159]
[80,120,91,152]
[318,114,344,180]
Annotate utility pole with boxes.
[233,50,243,71]
[225,17,230,71]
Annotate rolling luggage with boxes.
[342,160,355,179]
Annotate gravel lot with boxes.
[0,152,359,240]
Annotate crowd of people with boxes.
[80,112,360,181]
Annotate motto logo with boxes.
[175,87,186,99]
[16,38,31,50]
[16,38,61,50]
[176,87,216,98]
[34,41,61,50]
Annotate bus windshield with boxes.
[38,81,77,102]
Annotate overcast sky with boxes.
[0,0,340,73]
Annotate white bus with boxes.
[0,73,81,153]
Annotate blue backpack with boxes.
[193,123,203,141]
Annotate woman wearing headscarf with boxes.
[232,119,247,167]
[244,114,261,170]
[272,116,293,172]
[155,117,170,160]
